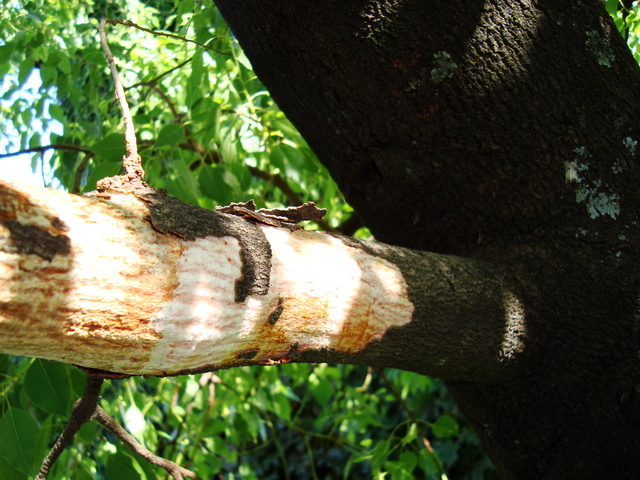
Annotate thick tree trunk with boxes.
[212,0,640,477]
[0,181,522,381]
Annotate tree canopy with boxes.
[1,0,639,478]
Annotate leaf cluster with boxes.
[0,356,494,480]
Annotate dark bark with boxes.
[213,0,640,478]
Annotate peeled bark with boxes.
[0,181,523,381]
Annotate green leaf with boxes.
[34,415,55,467]
[370,439,391,473]
[431,414,459,438]
[155,124,185,148]
[48,103,65,123]
[0,453,27,480]
[186,49,204,108]
[105,451,145,480]
[401,423,418,446]
[0,407,39,476]
[398,450,417,471]
[17,57,34,86]
[198,166,232,205]
[70,461,96,480]
[25,359,71,415]
[310,378,332,405]
[271,394,292,422]
[91,133,126,163]
[0,43,15,64]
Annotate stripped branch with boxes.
[98,18,144,181]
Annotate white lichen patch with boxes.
[585,30,614,68]
[564,155,620,220]
[574,177,620,220]
[146,227,414,374]
[623,136,637,156]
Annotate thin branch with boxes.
[127,59,192,90]
[71,150,95,194]
[145,83,182,118]
[104,18,230,56]
[99,18,144,181]
[93,406,201,480]
[36,376,105,480]
[0,144,91,159]
[36,374,200,480]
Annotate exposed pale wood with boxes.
[0,181,521,379]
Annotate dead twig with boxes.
[98,18,144,182]
[104,18,230,56]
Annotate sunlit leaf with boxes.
[155,124,185,148]
[91,133,126,163]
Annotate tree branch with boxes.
[0,144,92,158]
[0,182,527,382]
[36,376,104,480]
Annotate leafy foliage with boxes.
[0,0,497,478]
[606,0,640,63]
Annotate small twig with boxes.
[36,374,200,480]
[93,406,201,480]
[127,59,192,90]
[36,376,105,480]
[0,144,92,159]
[144,82,182,118]
[103,18,230,56]
[98,18,144,181]
[71,150,95,194]
[0,144,94,194]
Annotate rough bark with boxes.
[211,0,640,478]
[0,181,522,381]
